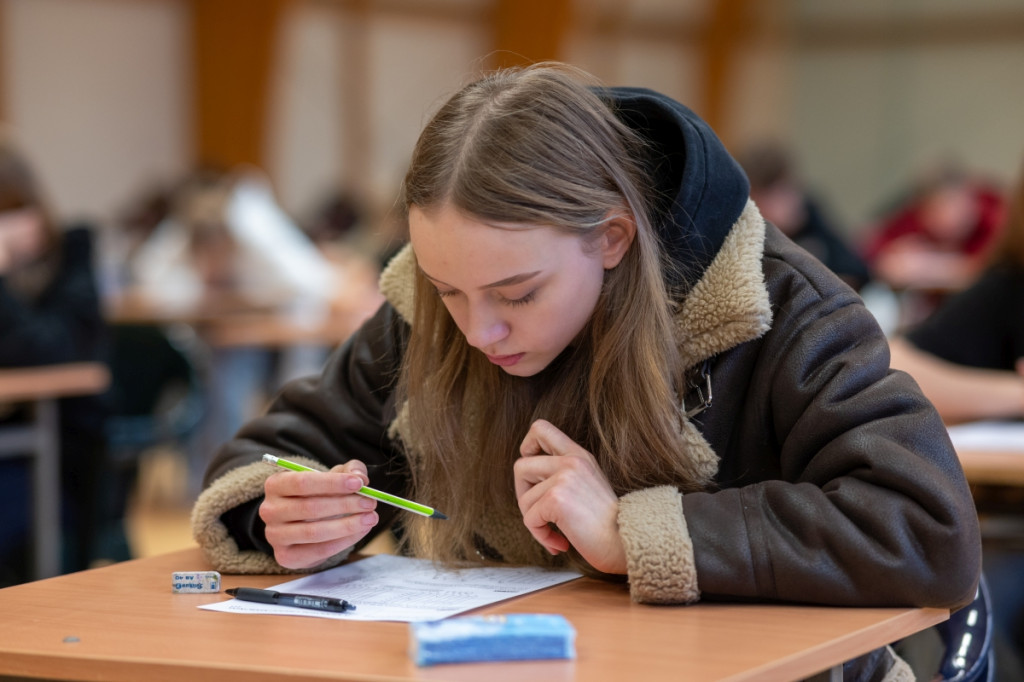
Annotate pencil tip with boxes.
[432,511,449,520]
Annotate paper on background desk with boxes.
[947,420,1024,451]
[200,554,581,622]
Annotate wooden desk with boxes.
[0,547,947,682]
[947,422,1024,486]
[106,283,383,350]
[958,449,1024,487]
[0,363,111,580]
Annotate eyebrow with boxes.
[421,269,542,290]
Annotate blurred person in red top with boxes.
[862,161,1006,293]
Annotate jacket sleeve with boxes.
[620,238,981,609]
[191,302,410,573]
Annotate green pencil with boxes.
[261,453,448,520]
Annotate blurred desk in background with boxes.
[0,363,111,579]
[105,288,382,349]
[948,421,1024,487]
[958,450,1024,488]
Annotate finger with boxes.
[514,446,598,500]
[264,469,365,498]
[520,419,580,458]
[259,490,377,525]
[518,495,570,555]
[513,452,566,499]
[265,510,378,548]
[271,515,379,569]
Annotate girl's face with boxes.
[0,208,47,266]
[410,203,628,377]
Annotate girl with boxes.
[0,137,108,581]
[194,63,979,677]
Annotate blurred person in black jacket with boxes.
[0,136,109,585]
[739,140,871,292]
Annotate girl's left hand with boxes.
[514,419,627,575]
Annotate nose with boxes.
[460,304,510,350]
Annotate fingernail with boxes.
[345,477,362,491]
[358,498,376,510]
[361,512,378,526]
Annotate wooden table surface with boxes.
[0,362,110,402]
[958,449,1024,487]
[0,547,947,682]
[106,285,383,349]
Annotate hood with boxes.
[380,86,770,370]
[600,87,751,291]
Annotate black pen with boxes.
[225,587,356,613]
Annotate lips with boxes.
[485,352,525,367]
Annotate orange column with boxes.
[701,0,750,147]
[0,2,6,122]
[190,0,291,170]
[491,0,573,70]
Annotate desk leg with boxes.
[829,663,842,681]
[32,399,60,579]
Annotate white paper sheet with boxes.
[947,420,1024,451]
[200,554,581,622]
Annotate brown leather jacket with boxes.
[193,85,980,617]
[194,205,981,612]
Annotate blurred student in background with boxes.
[130,168,342,494]
[739,140,871,291]
[862,161,1006,294]
[888,160,1024,424]
[301,191,388,317]
[132,167,337,317]
[0,136,109,584]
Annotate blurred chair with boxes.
[936,574,995,682]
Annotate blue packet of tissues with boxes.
[409,613,576,666]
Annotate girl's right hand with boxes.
[259,460,379,569]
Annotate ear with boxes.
[600,213,636,269]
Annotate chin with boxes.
[497,357,545,377]
[501,364,540,378]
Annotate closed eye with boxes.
[500,290,536,307]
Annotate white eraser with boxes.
[172,571,221,593]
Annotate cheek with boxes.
[15,221,47,258]
[438,297,474,339]
[544,266,605,344]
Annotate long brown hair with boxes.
[395,64,707,566]
[0,137,62,301]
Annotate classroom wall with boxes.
[786,0,1024,232]
[1,0,190,225]
[2,0,1024,242]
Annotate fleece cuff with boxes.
[190,456,353,574]
[618,485,699,604]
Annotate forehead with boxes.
[409,204,586,283]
